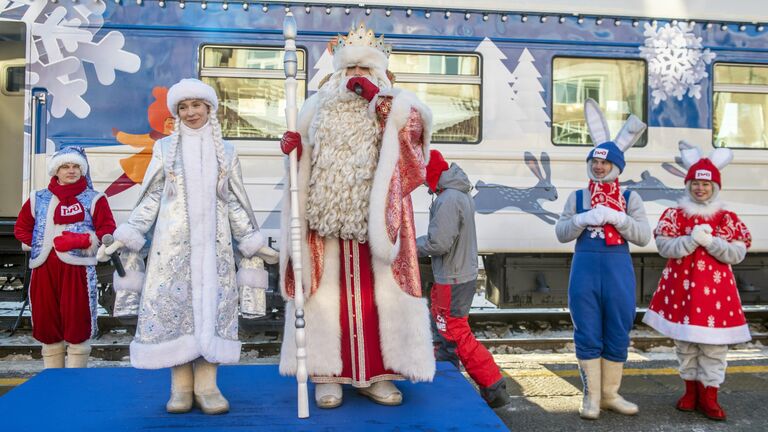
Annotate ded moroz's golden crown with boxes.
[331,23,392,57]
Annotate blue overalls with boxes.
[569,189,635,362]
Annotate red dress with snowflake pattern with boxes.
[644,208,752,345]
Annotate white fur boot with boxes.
[66,341,91,368]
[167,362,194,413]
[578,358,601,419]
[41,342,66,369]
[193,358,229,415]
[600,358,639,415]
[315,383,343,409]
[359,380,403,406]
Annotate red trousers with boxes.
[431,281,502,388]
[29,252,92,344]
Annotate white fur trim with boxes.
[280,237,342,377]
[21,243,31,252]
[368,90,432,263]
[113,269,145,293]
[237,267,268,289]
[167,78,219,117]
[130,334,240,369]
[333,45,388,76]
[372,256,435,382]
[678,195,725,218]
[237,231,266,258]
[131,334,200,369]
[83,232,100,257]
[113,224,146,252]
[642,310,751,345]
[47,152,88,176]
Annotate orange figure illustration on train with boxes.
[104,86,174,196]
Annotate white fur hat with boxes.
[47,146,89,176]
[332,23,390,76]
[166,78,218,117]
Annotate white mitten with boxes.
[255,245,279,265]
[597,205,628,226]
[96,244,110,263]
[573,208,605,228]
[104,239,125,255]
[691,225,713,247]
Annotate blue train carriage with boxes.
[2,0,767,308]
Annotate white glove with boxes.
[256,245,279,265]
[573,208,605,228]
[96,244,111,263]
[104,239,125,256]
[691,224,714,247]
[597,205,627,226]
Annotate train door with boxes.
[0,22,25,218]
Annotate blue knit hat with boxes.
[586,141,626,173]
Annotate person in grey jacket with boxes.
[417,149,509,408]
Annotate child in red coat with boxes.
[14,147,116,368]
[643,142,751,421]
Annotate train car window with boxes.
[200,45,306,140]
[389,52,481,144]
[713,63,768,149]
[2,65,24,95]
[552,57,647,146]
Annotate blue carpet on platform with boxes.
[0,362,508,431]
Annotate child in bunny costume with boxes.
[556,99,651,420]
[643,143,751,421]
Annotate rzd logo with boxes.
[61,203,83,217]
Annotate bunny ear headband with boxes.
[584,98,647,151]
[678,141,733,187]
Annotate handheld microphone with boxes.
[354,83,363,96]
[102,234,126,277]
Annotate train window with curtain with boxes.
[200,45,306,139]
[552,57,647,146]
[713,63,768,149]
[389,52,481,144]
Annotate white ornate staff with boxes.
[283,11,309,419]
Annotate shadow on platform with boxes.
[0,362,508,431]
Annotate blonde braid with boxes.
[210,115,229,200]
[164,117,181,198]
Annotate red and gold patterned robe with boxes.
[278,89,436,385]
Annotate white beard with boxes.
[306,75,382,243]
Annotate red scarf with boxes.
[588,179,626,246]
[48,176,88,225]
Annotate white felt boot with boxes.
[41,342,66,369]
[600,358,639,415]
[359,380,403,406]
[315,383,343,409]
[66,342,91,368]
[193,358,229,415]
[578,359,601,420]
[167,362,194,413]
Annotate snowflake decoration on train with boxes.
[640,22,716,105]
[0,0,141,119]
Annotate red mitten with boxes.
[280,131,302,160]
[53,231,92,252]
[346,77,380,102]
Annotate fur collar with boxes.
[678,195,725,218]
